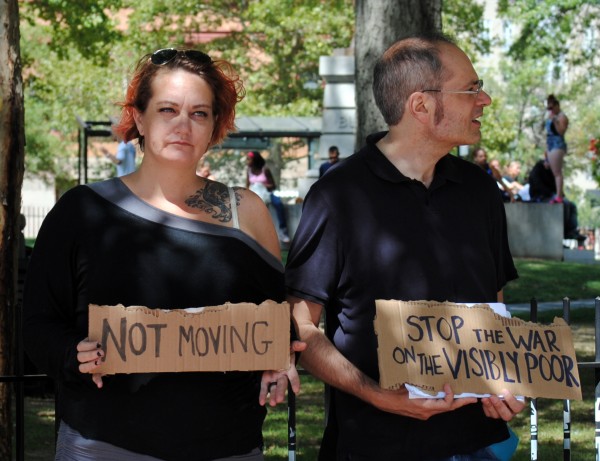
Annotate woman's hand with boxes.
[259,340,307,406]
[77,339,105,389]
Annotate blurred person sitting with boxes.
[472,147,514,202]
[502,160,525,199]
[528,156,585,245]
[319,145,341,178]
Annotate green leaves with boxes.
[18,0,600,192]
[23,0,124,65]
[499,0,598,72]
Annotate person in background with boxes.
[471,146,490,172]
[23,47,303,461]
[545,94,569,203]
[101,128,137,177]
[319,145,341,177]
[246,151,290,244]
[286,32,524,461]
[472,147,514,202]
[197,159,216,180]
[502,160,524,196]
[488,158,501,171]
[528,155,585,245]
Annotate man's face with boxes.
[329,151,339,164]
[430,44,492,148]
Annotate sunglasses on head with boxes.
[150,48,212,66]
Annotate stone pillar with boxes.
[299,52,356,200]
[318,53,356,161]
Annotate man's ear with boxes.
[407,92,434,124]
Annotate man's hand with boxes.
[481,389,526,421]
[370,383,477,420]
[259,340,307,407]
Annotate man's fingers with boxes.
[291,340,307,353]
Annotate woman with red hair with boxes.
[23,48,303,461]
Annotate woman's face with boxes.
[134,68,215,169]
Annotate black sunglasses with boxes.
[150,48,212,66]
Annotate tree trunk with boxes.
[354,0,442,146]
[0,0,25,458]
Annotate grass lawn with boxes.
[17,258,600,460]
[505,258,600,304]
[19,397,55,461]
[281,253,600,305]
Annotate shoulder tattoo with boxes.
[185,182,241,223]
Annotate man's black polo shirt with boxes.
[286,132,518,459]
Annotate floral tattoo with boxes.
[185,182,241,223]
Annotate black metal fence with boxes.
[21,206,51,240]
[1,248,55,461]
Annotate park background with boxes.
[14,0,600,240]
[2,0,600,460]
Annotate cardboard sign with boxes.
[88,301,290,375]
[374,300,581,400]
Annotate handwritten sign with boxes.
[88,301,290,375]
[374,300,581,400]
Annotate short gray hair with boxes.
[373,32,455,126]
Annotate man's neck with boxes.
[375,129,450,188]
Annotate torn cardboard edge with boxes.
[374,300,581,400]
[88,300,290,375]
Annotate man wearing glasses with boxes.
[319,145,341,177]
[287,32,524,460]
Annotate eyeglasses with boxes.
[422,79,484,96]
[150,48,212,66]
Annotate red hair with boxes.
[114,51,245,150]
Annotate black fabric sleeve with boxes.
[488,179,519,291]
[285,187,342,307]
[22,189,94,386]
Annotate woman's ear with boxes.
[132,108,144,136]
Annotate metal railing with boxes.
[529,297,600,461]
[21,206,51,240]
